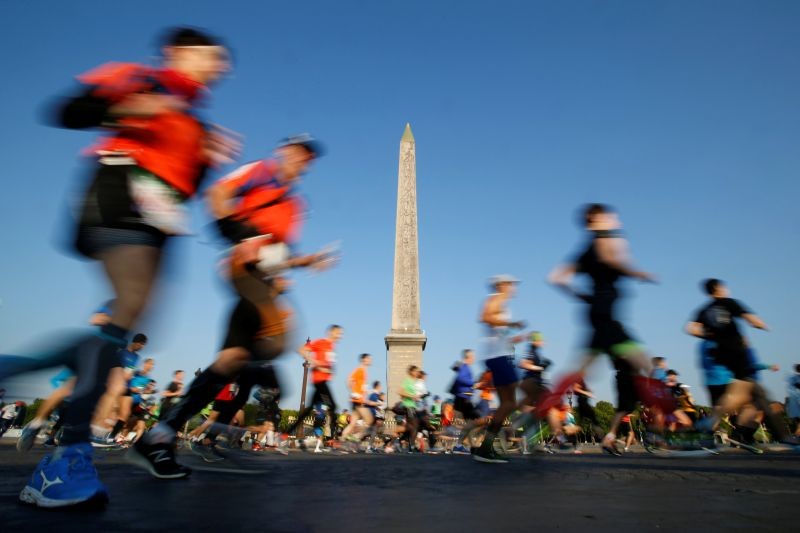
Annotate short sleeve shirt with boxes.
[694,298,750,346]
[401,377,417,409]
[349,367,367,403]
[310,339,336,384]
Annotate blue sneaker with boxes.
[452,445,470,455]
[19,443,108,508]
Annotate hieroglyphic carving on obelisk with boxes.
[385,124,427,408]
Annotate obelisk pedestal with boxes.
[385,124,426,408]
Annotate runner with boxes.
[341,353,375,448]
[98,334,149,443]
[473,274,527,463]
[366,383,385,452]
[548,203,657,456]
[16,369,75,452]
[129,135,334,477]
[686,279,797,447]
[282,325,343,446]
[0,27,234,508]
[398,365,422,453]
[17,307,121,452]
[159,370,185,421]
[450,349,483,453]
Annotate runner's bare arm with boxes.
[595,238,656,282]
[742,313,769,331]
[685,321,706,338]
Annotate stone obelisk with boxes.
[385,123,427,408]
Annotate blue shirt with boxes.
[699,341,733,386]
[50,368,74,389]
[453,364,474,399]
[129,372,152,405]
[651,368,668,382]
[120,349,140,371]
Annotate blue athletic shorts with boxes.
[485,355,518,386]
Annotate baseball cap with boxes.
[278,133,325,157]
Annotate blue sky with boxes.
[1,1,799,409]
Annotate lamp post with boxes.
[297,338,311,439]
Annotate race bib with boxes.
[129,170,189,235]
[256,242,291,273]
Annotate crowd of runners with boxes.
[1,25,799,509]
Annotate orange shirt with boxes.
[79,63,209,197]
[309,339,335,384]
[349,367,367,404]
[477,370,495,401]
[216,159,304,244]
[442,403,455,427]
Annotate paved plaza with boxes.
[0,442,797,532]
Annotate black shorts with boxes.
[454,397,480,421]
[520,378,549,402]
[708,342,750,380]
[587,300,637,356]
[212,399,234,413]
[74,163,169,257]
[707,384,728,406]
[222,272,286,361]
[310,381,337,411]
[614,359,638,413]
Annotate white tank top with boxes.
[482,295,514,358]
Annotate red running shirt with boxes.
[215,159,305,245]
[79,62,210,197]
[309,339,336,384]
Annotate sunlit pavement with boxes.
[0,441,797,532]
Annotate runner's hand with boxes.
[203,124,243,167]
[634,271,658,283]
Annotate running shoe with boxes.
[126,439,192,479]
[90,434,117,448]
[277,438,290,456]
[452,445,470,455]
[601,438,623,456]
[764,437,800,453]
[189,441,224,463]
[473,447,509,464]
[19,443,109,508]
[17,422,43,453]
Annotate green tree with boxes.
[280,409,299,433]
[593,400,616,433]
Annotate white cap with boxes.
[489,274,520,287]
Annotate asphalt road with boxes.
[0,442,798,532]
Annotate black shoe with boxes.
[190,441,224,463]
[602,441,623,456]
[126,439,192,479]
[472,446,509,463]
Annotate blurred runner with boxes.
[473,274,526,463]
[2,27,234,508]
[130,135,335,477]
[548,204,656,456]
[687,279,797,447]
[282,325,343,447]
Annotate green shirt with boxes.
[401,377,417,408]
